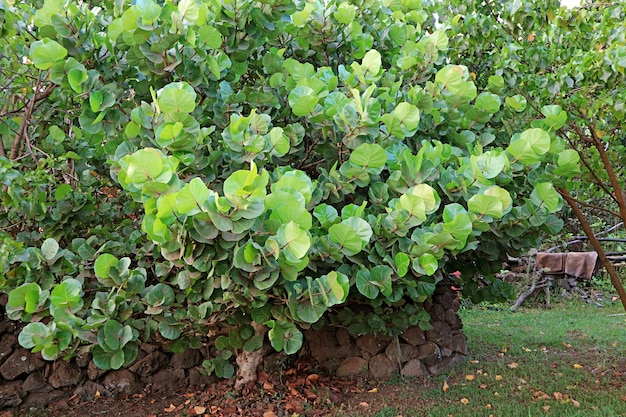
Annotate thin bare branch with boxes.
[9,82,56,161]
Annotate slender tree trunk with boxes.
[234,322,267,391]
[559,187,626,311]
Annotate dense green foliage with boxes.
[0,0,584,373]
[436,0,626,222]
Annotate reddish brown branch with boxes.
[9,82,56,161]
[562,125,617,203]
[576,110,626,222]
[297,134,324,169]
[556,189,620,218]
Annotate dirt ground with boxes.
[5,357,432,417]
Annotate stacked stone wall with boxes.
[0,280,466,410]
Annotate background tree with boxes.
[1,0,577,383]
[434,0,626,308]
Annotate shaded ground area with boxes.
[5,301,626,417]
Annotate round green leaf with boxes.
[483,186,512,213]
[18,322,52,349]
[268,321,303,355]
[328,223,363,255]
[29,38,67,70]
[393,102,421,131]
[67,68,87,93]
[159,319,183,340]
[176,177,210,215]
[474,92,501,114]
[394,253,410,277]
[417,276,437,297]
[419,253,438,276]
[467,194,503,218]
[554,149,580,177]
[125,148,166,184]
[362,49,382,76]
[288,86,318,116]
[92,346,125,370]
[157,82,197,114]
[94,254,118,279]
[335,3,356,24]
[506,128,550,164]
[7,283,42,315]
[349,143,388,174]
[50,279,82,310]
[277,221,311,263]
[531,182,562,213]
[476,151,507,179]
[356,265,393,299]
[41,238,59,261]
[146,283,175,306]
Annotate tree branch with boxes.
[9,82,56,161]
[560,125,617,203]
[576,109,626,222]
[556,189,620,218]
[559,187,626,311]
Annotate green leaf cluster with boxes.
[1,0,587,375]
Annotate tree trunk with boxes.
[234,322,267,391]
[559,187,626,311]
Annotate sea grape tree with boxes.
[1,0,572,379]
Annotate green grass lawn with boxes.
[335,300,626,417]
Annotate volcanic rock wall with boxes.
[0,280,467,410]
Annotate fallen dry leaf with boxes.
[470,360,480,364]
[164,404,177,412]
[485,403,492,409]
[480,384,488,389]
[303,388,317,400]
[284,402,302,413]
[263,411,278,417]
[573,363,583,369]
[359,402,370,407]
[368,387,378,393]
[466,374,476,381]
[553,392,563,401]
[507,362,519,369]
[257,370,269,383]
[442,380,450,392]
[193,406,206,415]
[542,405,551,411]
[495,375,503,381]
[572,399,580,407]
[306,373,320,385]
[460,398,470,405]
